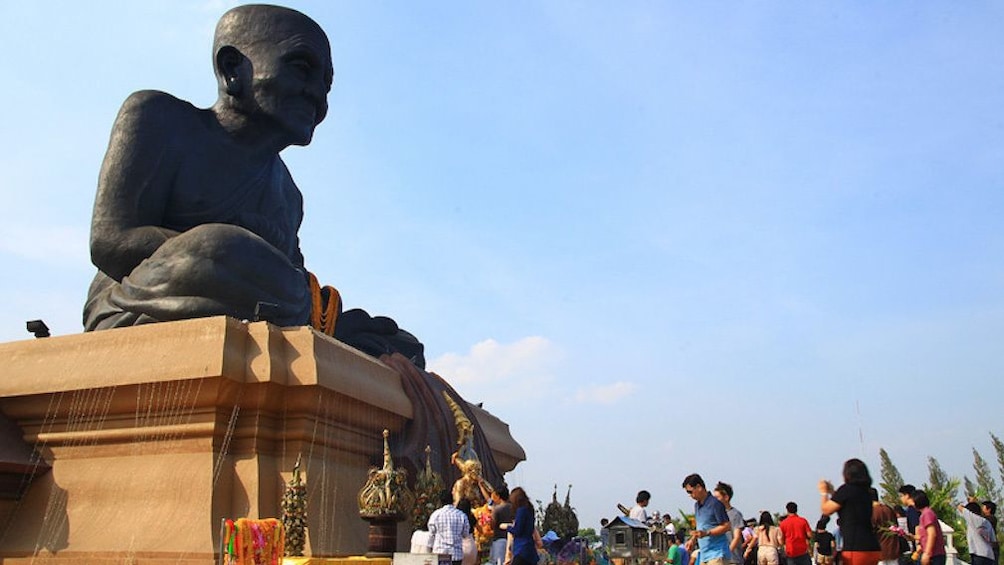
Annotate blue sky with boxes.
[2,1,1003,532]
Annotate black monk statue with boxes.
[84,5,329,331]
[83,3,426,363]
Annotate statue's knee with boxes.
[174,223,259,261]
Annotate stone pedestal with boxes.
[0,317,524,564]
[363,517,400,558]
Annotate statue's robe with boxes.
[84,156,311,331]
[383,354,505,493]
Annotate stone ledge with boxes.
[0,317,412,421]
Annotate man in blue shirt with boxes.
[683,474,731,565]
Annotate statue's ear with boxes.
[216,45,246,97]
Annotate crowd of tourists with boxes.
[422,483,544,565]
[421,458,1000,565]
[601,460,1000,565]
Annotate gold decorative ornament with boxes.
[280,453,307,556]
[412,445,446,531]
[358,429,414,519]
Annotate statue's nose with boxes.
[305,80,328,121]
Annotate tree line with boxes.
[878,432,1004,561]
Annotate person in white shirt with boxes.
[630,490,652,523]
[959,501,995,565]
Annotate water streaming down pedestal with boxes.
[0,317,525,564]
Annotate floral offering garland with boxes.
[221,518,286,565]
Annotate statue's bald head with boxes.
[211,4,333,144]
[213,4,330,72]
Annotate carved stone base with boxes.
[0,317,523,563]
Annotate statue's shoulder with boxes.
[120,90,194,112]
[114,90,199,131]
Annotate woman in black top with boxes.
[820,458,881,565]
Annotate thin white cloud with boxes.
[428,336,561,405]
[573,381,636,405]
[432,336,553,383]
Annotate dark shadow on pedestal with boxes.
[0,472,69,556]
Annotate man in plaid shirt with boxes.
[428,490,470,565]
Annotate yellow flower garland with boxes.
[308,272,341,336]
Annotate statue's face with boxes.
[245,23,333,146]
